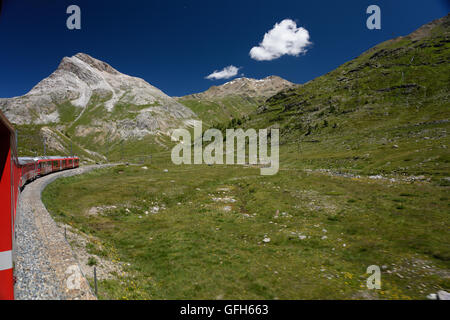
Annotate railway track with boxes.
[14,165,112,300]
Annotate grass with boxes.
[87,256,98,266]
[177,95,262,127]
[42,154,449,300]
[15,123,105,161]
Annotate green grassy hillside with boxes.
[177,95,262,127]
[15,123,106,162]
[15,95,176,162]
[238,14,449,181]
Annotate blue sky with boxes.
[0,0,448,97]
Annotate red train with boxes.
[0,111,79,300]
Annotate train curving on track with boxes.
[0,111,79,300]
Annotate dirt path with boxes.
[13,165,112,300]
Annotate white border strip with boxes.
[0,250,12,271]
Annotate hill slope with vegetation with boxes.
[236,13,449,182]
[177,76,295,126]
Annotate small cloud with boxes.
[250,19,311,61]
[206,65,240,80]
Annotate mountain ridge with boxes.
[0,52,195,126]
[176,75,295,126]
[0,53,197,161]
[179,75,295,100]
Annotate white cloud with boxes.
[250,19,311,61]
[205,65,240,80]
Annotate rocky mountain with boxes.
[0,53,195,130]
[0,53,197,161]
[182,76,295,100]
[177,76,295,125]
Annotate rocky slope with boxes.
[177,76,295,125]
[182,76,295,100]
[0,53,195,126]
[0,53,196,160]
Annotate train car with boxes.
[18,157,37,188]
[1,110,80,300]
[37,157,52,176]
[36,156,79,176]
[0,111,20,300]
[67,156,79,169]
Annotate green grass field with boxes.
[42,150,449,300]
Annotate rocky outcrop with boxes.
[181,76,296,100]
[0,53,196,137]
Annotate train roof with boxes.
[35,156,79,161]
[18,157,37,165]
[17,156,80,165]
[18,156,79,164]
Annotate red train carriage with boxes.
[0,110,80,300]
[0,111,19,300]
[18,157,37,187]
[37,157,52,176]
[35,156,79,176]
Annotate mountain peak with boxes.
[0,53,195,130]
[74,53,119,74]
[57,53,120,76]
[184,75,295,100]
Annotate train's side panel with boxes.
[13,158,19,223]
[0,115,16,300]
[52,159,60,172]
[20,163,31,187]
[38,160,51,176]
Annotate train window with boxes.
[53,161,58,166]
